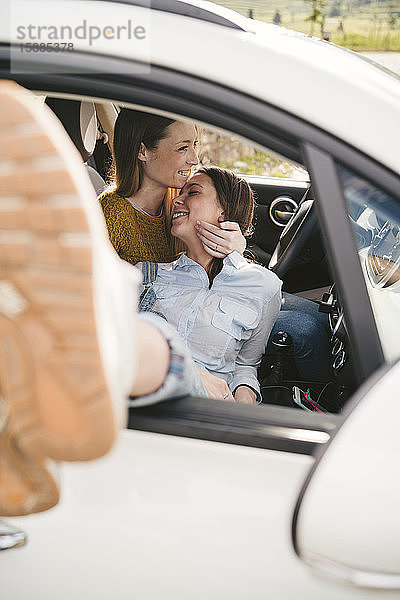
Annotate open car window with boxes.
[40,97,357,424]
[0,77,370,451]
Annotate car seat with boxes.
[45,97,107,196]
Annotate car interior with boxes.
[40,93,358,415]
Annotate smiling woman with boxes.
[99,109,184,263]
[137,167,282,405]
[171,174,223,238]
[98,108,246,265]
[172,168,254,283]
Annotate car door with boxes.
[0,28,398,600]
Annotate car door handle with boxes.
[0,521,27,551]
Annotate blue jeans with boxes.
[267,292,332,381]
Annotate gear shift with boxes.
[268,331,293,385]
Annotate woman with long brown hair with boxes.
[137,167,282,405]
[99,109,246,265]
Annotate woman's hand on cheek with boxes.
[195,218,246,257]
[219,219,246,255]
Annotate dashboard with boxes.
[325,285,355,389]
[328,287,347,375]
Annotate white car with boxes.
[1,1,400,598]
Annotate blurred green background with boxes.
[214,0,400,50]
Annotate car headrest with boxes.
[45,97,97,162]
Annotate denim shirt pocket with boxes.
[211,297,259,340]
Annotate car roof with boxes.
[3,0,400,174]
[150,8,400,174]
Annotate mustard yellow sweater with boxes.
[99,190,176,265]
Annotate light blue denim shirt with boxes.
[138,252,282,401]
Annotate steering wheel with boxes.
[268,191,317,278]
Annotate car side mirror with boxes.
[292,362,400,591]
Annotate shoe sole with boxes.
[0,81,115,515]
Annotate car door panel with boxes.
[1,429,311,599]
[0,427,369,599]
[3,427,396,599]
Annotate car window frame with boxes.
[303,145,385,382]
[2,45,398,453]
